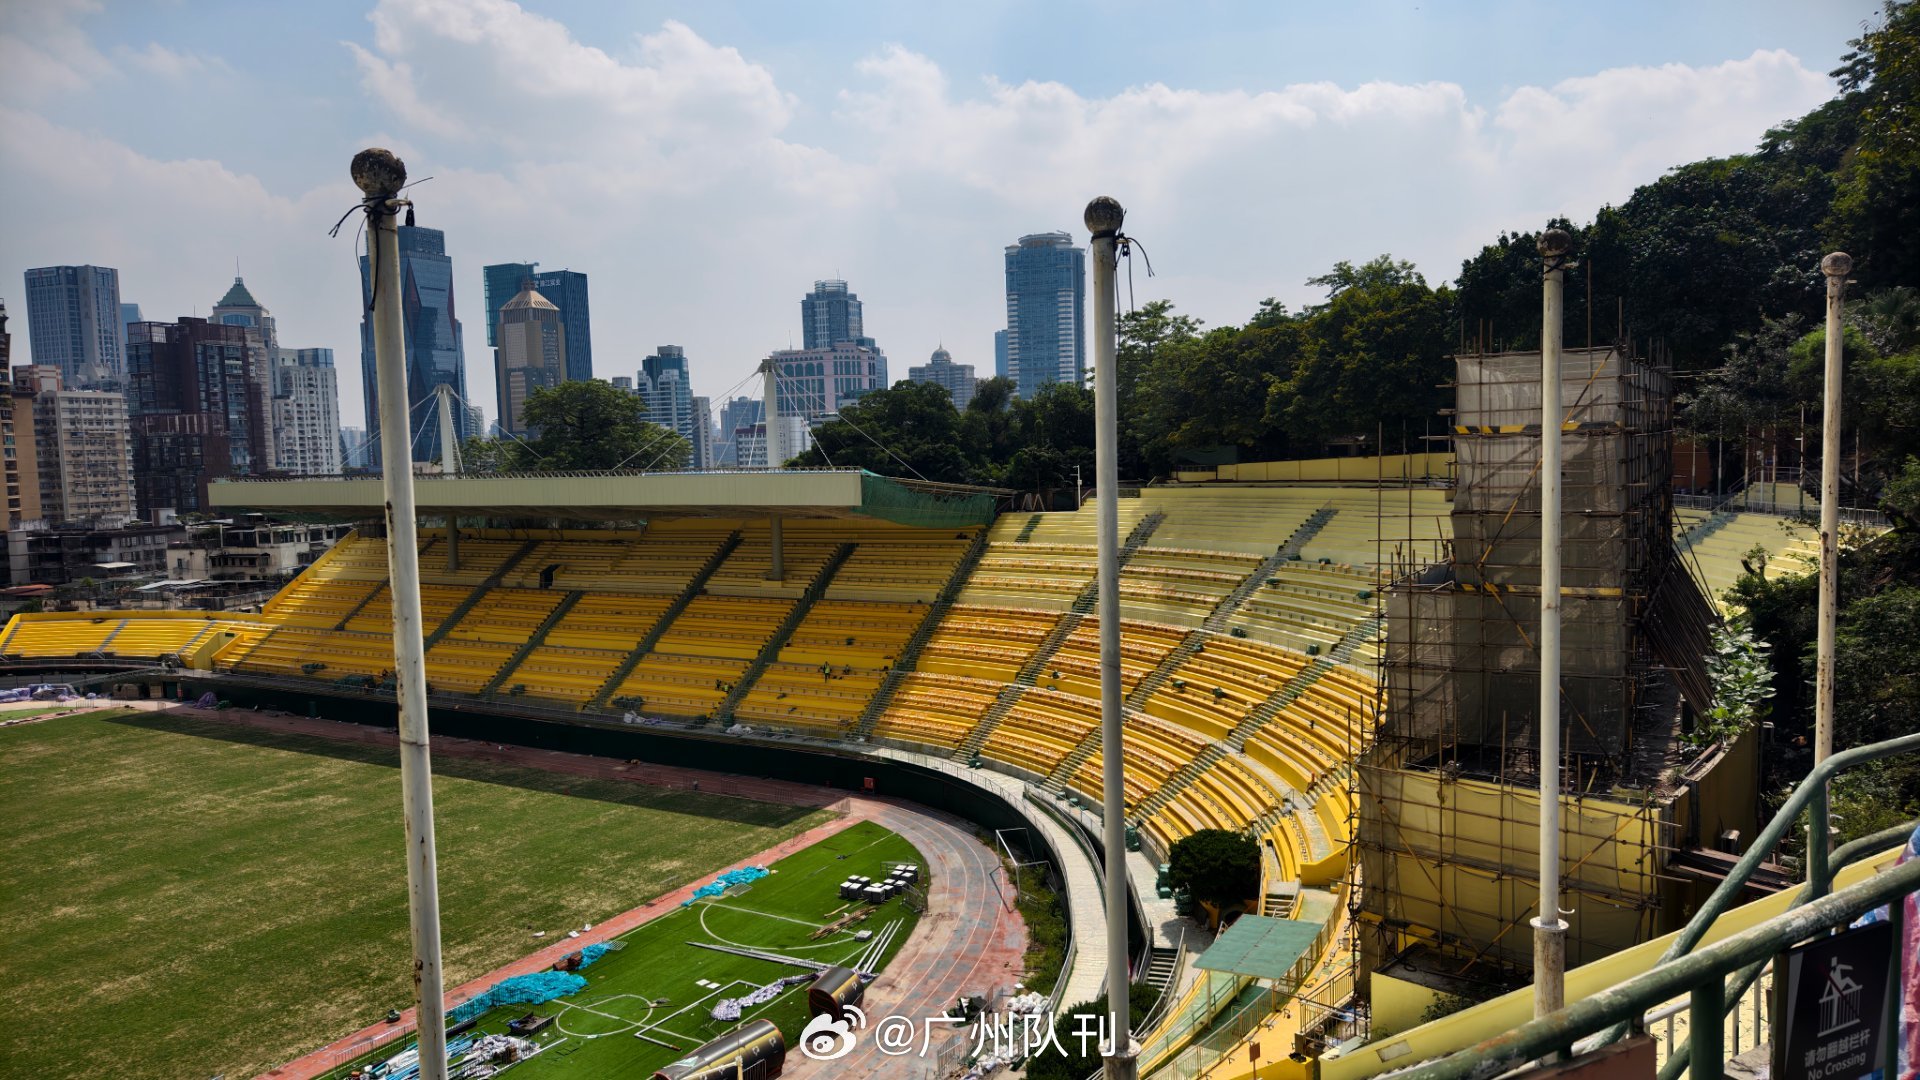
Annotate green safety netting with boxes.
[858,472,996,529]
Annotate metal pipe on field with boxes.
[1085,194,1139,1080]
[353,146,450,1080]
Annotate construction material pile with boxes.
[681,865,770,907]
[709,973,817,1021]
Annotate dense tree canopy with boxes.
[1166,828,1261,915]
[461,379,689,473]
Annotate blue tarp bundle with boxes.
[447,971,588,1025]
[581,942,611,966]
[681,865,770,906]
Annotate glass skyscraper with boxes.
[640,346,695,459]
[801,280,865,349]
[360,224,469,464]
[482,262,592,383]
[1002,232,1086,397]
[23,264,124,390]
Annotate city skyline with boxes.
[0,2,1876,430]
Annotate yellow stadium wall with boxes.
[1368,972,1446,1040]
[1175,452,1454,485]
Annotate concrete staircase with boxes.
[1068,512,1167,614]
[332,579,390,631]
[587,531,743,711]
[1225,615,1380,752]
[713,544,857,722]
[1276,507,1338,561]
[1129,741,1229,821]
[423,539,542,649]
[1013,514,1045,543]
[480,590,586,697]
[953,684,1025,763]
[849,529,993,739]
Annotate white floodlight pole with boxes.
[1815,252,1851,773]
[1086,195,1139,1080]
[435,383,460,474]
[1533,227,1572,1019]
[353,147,449,1080]
[761,357,783,470]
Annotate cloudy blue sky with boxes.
[0,1,1882,429]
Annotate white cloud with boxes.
[1,1,1838,438]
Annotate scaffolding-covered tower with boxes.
[1360,346,1721,986]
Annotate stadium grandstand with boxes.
[0,448,1890,1078]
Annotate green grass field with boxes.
[0,710,834,1080]
[321,818,927,1079]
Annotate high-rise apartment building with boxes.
[494,285,567,437]
[1003,232,1086,397]
[764,343,888,422]
[483,263,591,382]
[802,280,868,350]
[360,224,469,464]
[690,395,713,470]
[907,345,976,409]
[23,265,124,389]
[0,302,21,525]
[125,318,267,516]
[640,346,695,451]
[119,303,143,348]
[340,426,369,469]
[273,349,342,475]
[719,396,763,468]
[23,368,134,524]
[994,329,1009,381]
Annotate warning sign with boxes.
[1774,920,1891,1080]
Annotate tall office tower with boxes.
[483,263,592,382]
[23,265,124,389]
[0,301,17,525]
[125,318,267,516]
[272,348,342,475]
[720,395,763,467]
[610,376,635,393]
[907,345,976,410]
[640,346,695,448]
[689,395,713,470]
[994,329,1009,381]
[339,426,368,469]
[494,285,567,437]
[468,405,486,442]
[360,223,469,464]
[801,279,868,350]
[1003,232,1086,397]
[210,276,281,471]
[22,368,134,524]
[764,343,887,422]
[119,303,143,348]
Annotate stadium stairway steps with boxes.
[1276,507,1338,561]
[0,618,21,653]
[423,539,543,649]
[1069,511,1168,614]
[88,619,130,656]
[1679,510,1736,548]
[1040,725,1106,794]
[479,590,587,698]
[712,543,858,724]
[177,621,221,655]
[850,528,994,740]
[1013,514,1044,543]
[587,531,744,712]
[1223,615,1380,753]
[1130,741,1228,822]
[1143,946,1181,993]
[954,684,1025,762]
[1262,882,1300,918]
[951,608,1085,762]
[1125,536,1324,709]
[332,578,390,631]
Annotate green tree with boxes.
[511,380,690,471]
[787,380,973,481]
[1166,828,1261,916]
[1022,982,1160,1080]
[1268,256,1452,447]
[1828,1,1920,287]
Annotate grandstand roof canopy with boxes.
[208,469,1000,528]
[1195,915,1322,980]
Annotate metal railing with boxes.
[1402,731,1920,1078]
